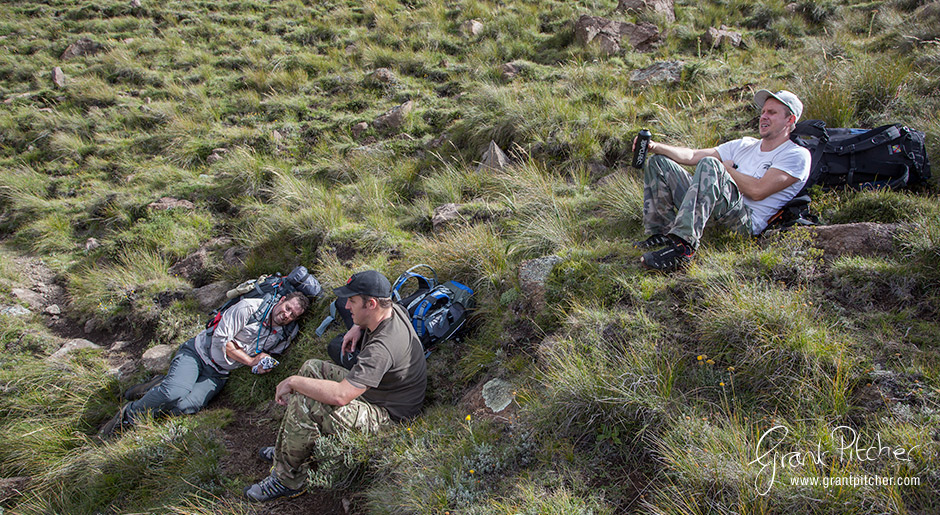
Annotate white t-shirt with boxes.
[194,297,295,373]
[716,137,811,234]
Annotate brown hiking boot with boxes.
[123,374,164,401]
[99,403,131,438]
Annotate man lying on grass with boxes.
[99,291,309,437]
[633,89,811,271]
[245,270,427,502]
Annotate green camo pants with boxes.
[643,154,754,249]
[272,359,391,489]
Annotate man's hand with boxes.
[342,325,362,355]
[275,376,294,405]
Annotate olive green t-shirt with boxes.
[346,304,427,421]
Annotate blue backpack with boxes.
[390,264,475,350]
[318,265,474,364]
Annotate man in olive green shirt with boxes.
[245,270,427,502]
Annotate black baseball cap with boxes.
[333,270,391,298]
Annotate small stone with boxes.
[51,67,66,88]
[110,340,131,352]
[1,305,31,317]
[44,304,61,315]
[147,197,195,211]
[47,338,103,361]
[477,140,509,171]
[84,237,101,252]
[373,100,415,130]
[11,288,43,310]
[630,60,684,86]
[519,255,564,313]
[106,360,138,381]
[432,203,462,231]
[351,121,369,139]
[60,37,103,60]
[130,0,142,7]
[461,20,484,38]
[368,68,395,84]
[500,62,519,81]
[481,378,515,413]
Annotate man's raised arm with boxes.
[647,140,720,166]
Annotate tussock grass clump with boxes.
[830,256,927,310]
[0,354,114,477]
[68,249,189,328]
[13,410,230,515]
[691,278,847,415]
[405,223,510,294]
[538,304,675,434]
[823,188,932,224]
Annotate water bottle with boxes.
[632,129,652,169]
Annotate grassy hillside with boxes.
[1,0,938,513]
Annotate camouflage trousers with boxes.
[272,359,390,490]
[643,154,754,249]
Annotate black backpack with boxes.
[318,265,475,368]
[791,120,932,193]
[206,265,322,340]
[767,120,933,231]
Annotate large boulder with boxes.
[617,0,676,22]
[141,344,175,372]
[47,338,103,361]
[630,60,684,86]
[574,15,661,54]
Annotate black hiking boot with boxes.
[258,445,275,462]
[244,473,305,502]
[632,234,671,250]
[640,241,695,271]
[123,374,165,401]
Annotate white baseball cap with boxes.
[754,89,803,122]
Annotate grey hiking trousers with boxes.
[125,338,228,422]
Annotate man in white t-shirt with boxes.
[633,89,811,271]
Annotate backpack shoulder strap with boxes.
[791,119,830,196]
[391,264,438,302]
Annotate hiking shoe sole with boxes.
[640,243,694,272]
[633,234,671,250]
[244,474,305,502]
